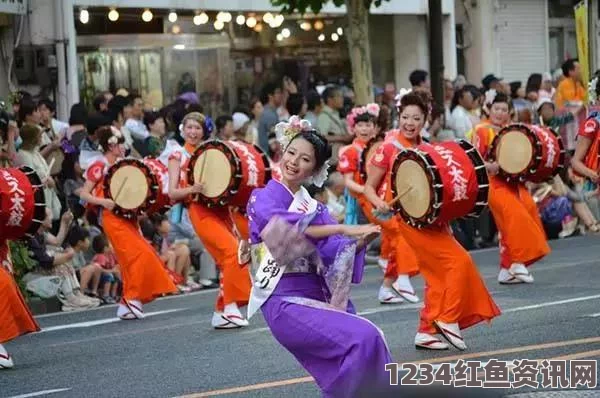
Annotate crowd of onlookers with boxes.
[1,57,598,312]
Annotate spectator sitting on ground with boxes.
[66,225,104,300]
[92,234,121,304]
[151,214,200,292]
[25,209,99,311]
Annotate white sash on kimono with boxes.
[247,185,318,319]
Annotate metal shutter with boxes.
[494,0,548,82]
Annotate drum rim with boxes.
[19,166,46,239]
[187,139,272,208]
[390,148,441,228]
[456,139,490,219]
[103,158,158,220]
[528,126,567,183]
[187,140,240,208]
[359,137,384,183]
[488,123,542,183]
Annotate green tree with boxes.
[271,0,389,104]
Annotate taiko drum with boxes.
[187,139,271,208]
[0,166,46,241]
[488,123,565,183]
[390,140,489,228]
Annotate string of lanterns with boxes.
[77,8,343,42]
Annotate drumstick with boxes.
[113,177,128,203]
[387,185,413,206]
[47,157,56,173]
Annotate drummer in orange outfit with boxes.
[364,91,501,351]
[338,103,407,304]
[572,77,600,191]
[0,240,40,369]
[470,91,550,285]
[166,112,251,329]
[79,127,178,320]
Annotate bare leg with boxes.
[573,202,598,228]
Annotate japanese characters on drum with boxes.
[0,169,26,228]
[432,145,469,202]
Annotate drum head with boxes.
[394,159,430,219]
[193,149,232,198]
[497,131,532,174]
[109,165,148,210]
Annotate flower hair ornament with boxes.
[346,103,381,130]
[98,127,123,151]
[274,115,312,149]
[394,88,412,108]
[275,115,330,188]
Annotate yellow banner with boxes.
[574,0,589,102]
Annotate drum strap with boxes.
[391,139,406,151]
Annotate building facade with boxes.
[1,0,457,120]
[456,0,599,85]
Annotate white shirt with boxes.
[449,106,473,139]
[124,118,149,141]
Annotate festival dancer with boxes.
[571,76,600,193]
[0,240,40,369]
[79,126,178,319]
[338,103,406,304]
[471,91,550,284]
[246,118,392,397]
[364,91,501,350]
[166,112,251,329]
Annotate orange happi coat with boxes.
[471,122,550,269]
[339,136,419,280]
[371,130,501,332]
[85,158,178,304]
[174,143,251,312]
[0,240,40,343]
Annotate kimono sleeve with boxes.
[337,146,359,174]
[85,160,105,184]
[579,118,599,140]
[313,205,366,284]
[247,187,316,267]
[370,141,391,171]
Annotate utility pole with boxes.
[428,0,444,108]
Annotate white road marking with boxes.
[5,389,72,398]
[35,290,211,319]
[503,294,600,313]
[39,309,187,333]
[586,312,600,318]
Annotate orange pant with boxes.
[230,208,250,241]
[188,203,251,312]
[488,177,550,269]
[0,240,40,343]
[103,211,178,304]
[394,220,501,334]
[358,196,419,280]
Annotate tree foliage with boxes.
[271,0,389,14]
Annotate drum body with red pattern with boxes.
[0,166,46,240]
[103,158,160,220]
[187,139,271,208]
[390,140,489,228]
[359,137,384,184]
[488,123,565,183]
[142,157,172,215]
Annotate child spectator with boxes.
[66,225,103,300]
[92,235,121,304]
[150,214,200,292]
[27,208,99,311]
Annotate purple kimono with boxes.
[247,180,393,398]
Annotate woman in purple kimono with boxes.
[246,116,393,398]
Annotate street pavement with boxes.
[2,235,600,398]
